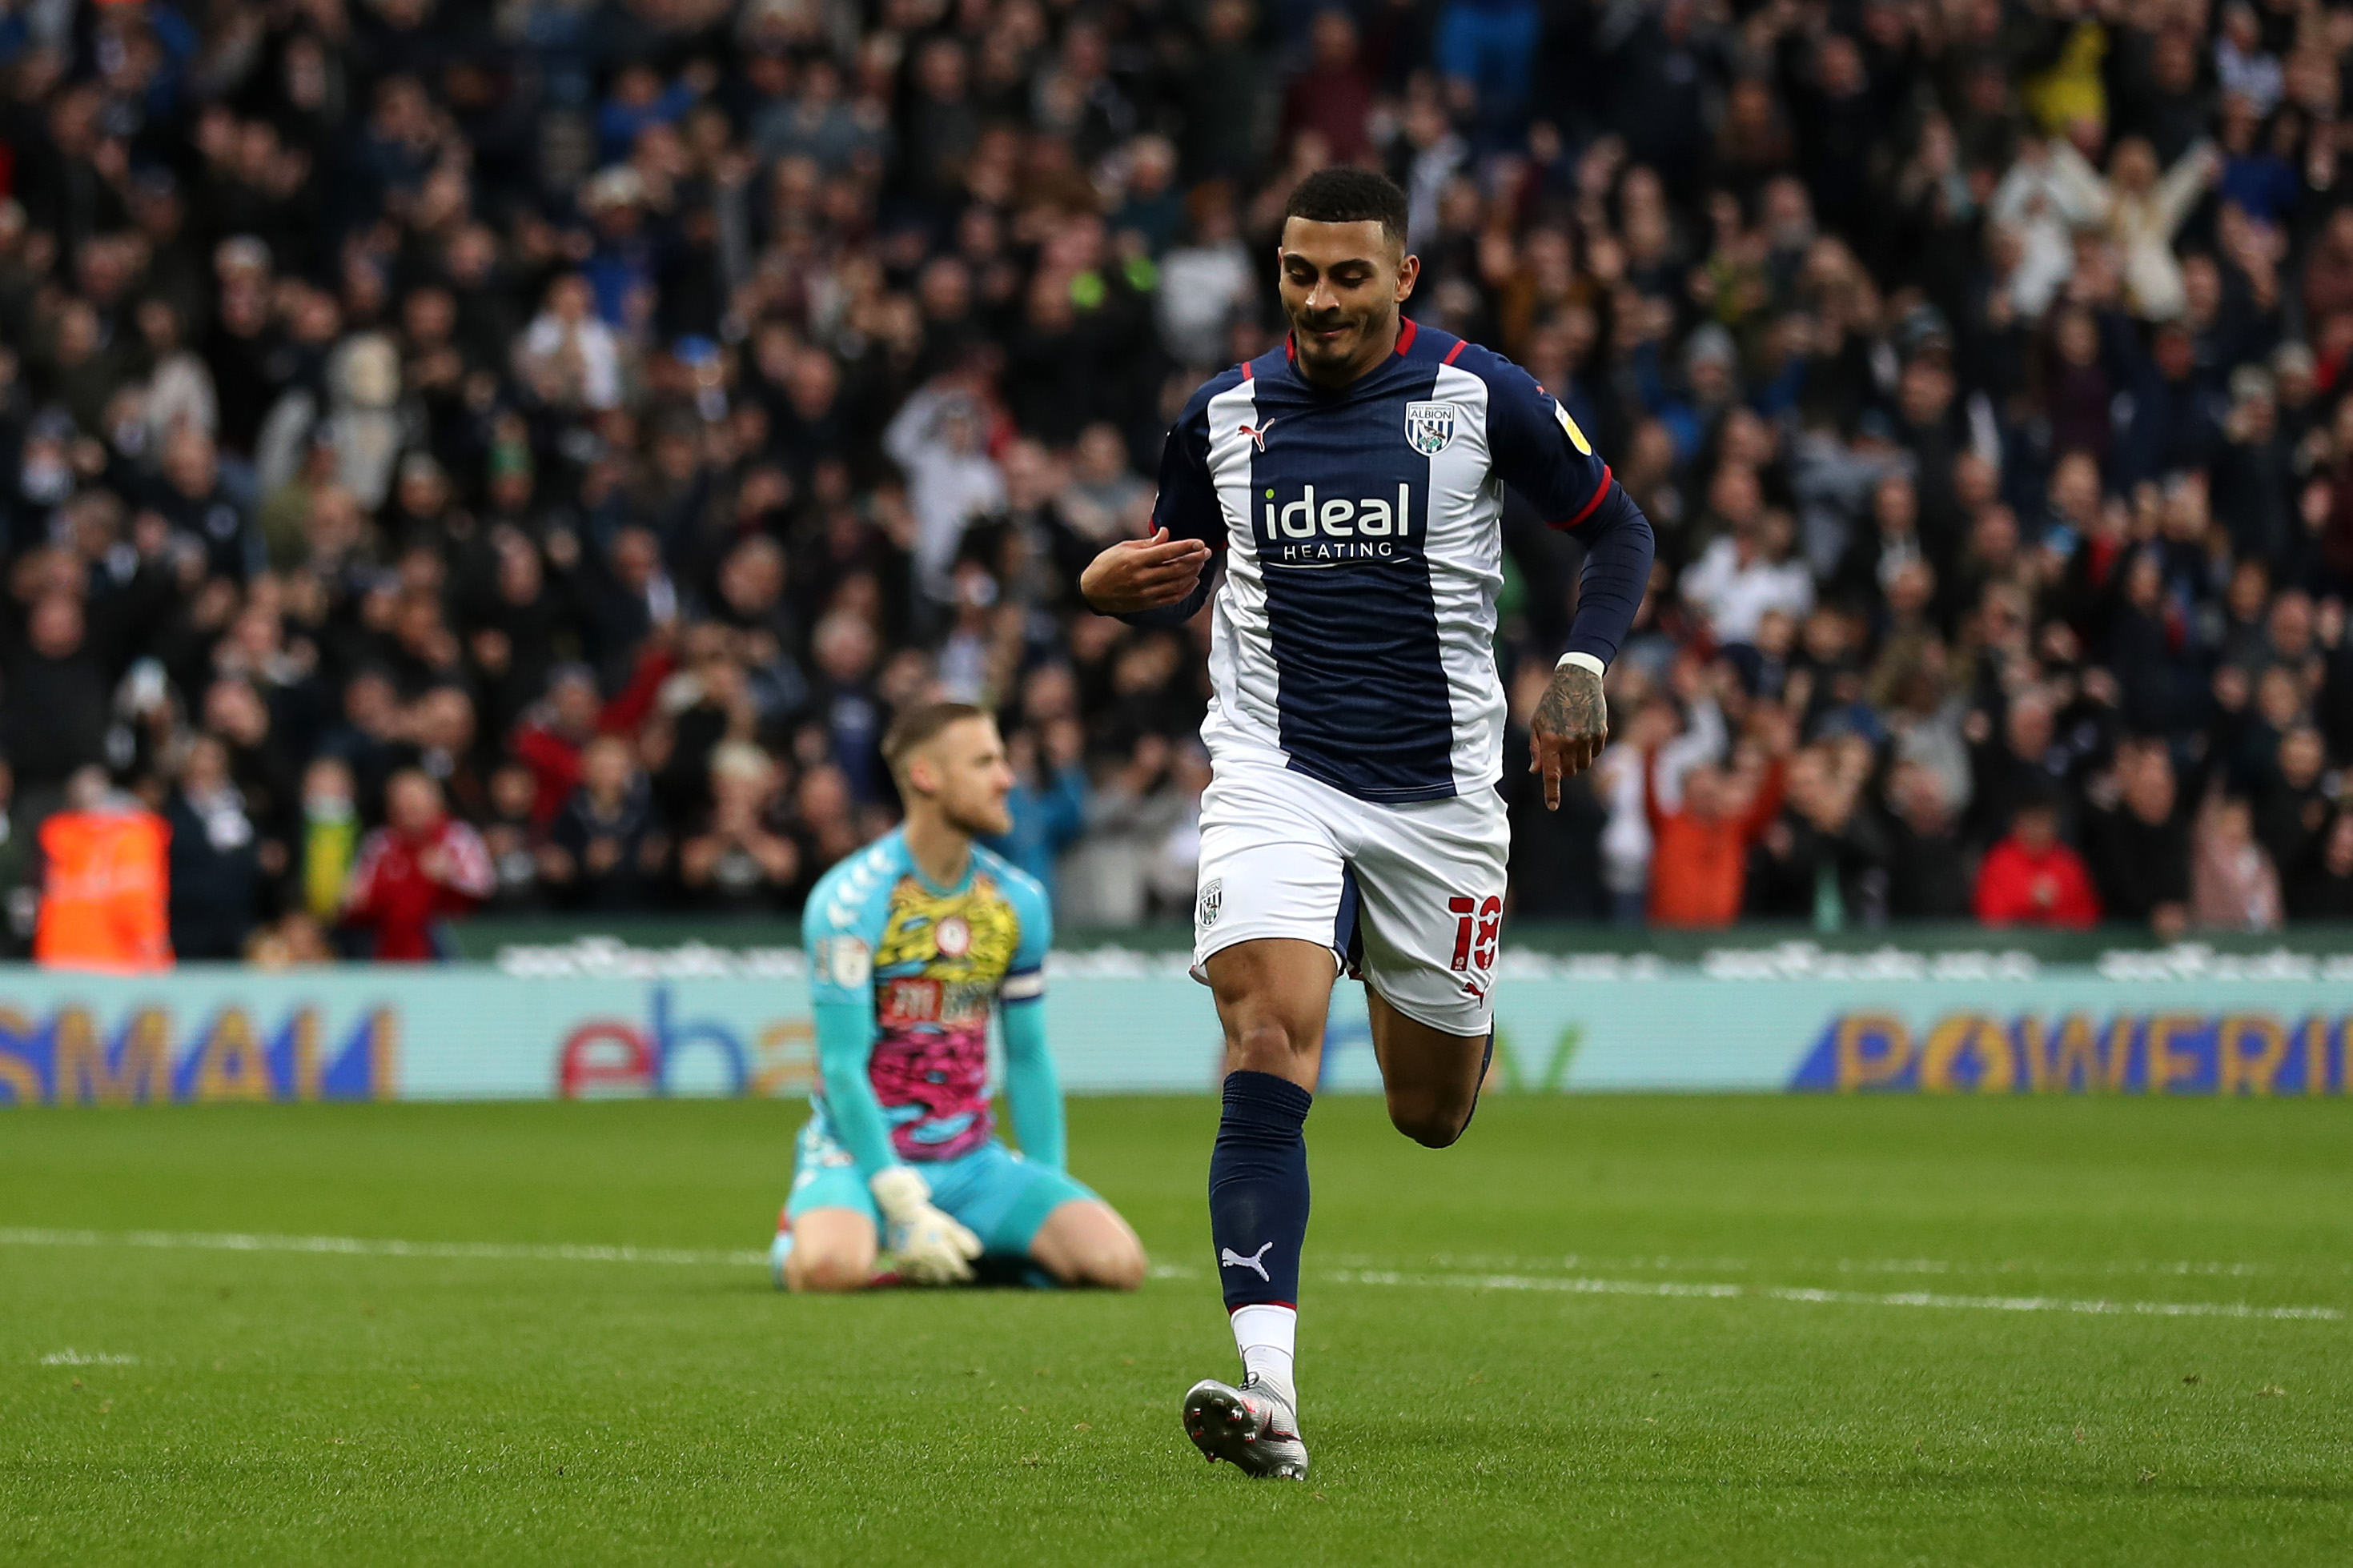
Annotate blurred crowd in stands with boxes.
[5,0,2353,961]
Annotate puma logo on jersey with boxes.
[1220,1242,1274,1281]
[1239,420,1277,451]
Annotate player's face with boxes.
[1277,218,1418,386]
[925,716,1016,838]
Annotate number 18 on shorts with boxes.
[1189,759,1510,1038]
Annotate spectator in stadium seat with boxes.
[807,612,889,804]
[2214,367,2298,571]
[678,740,799,913]
[1744,737,1888,925]
[515,273,624,413]
[1058,732,1191,927]
[1281,10,1375,165]
[1436,0,1540,149]
[1881,761,1972,920]
[1644,712,1791,928]
[2083,740,2196,938]
[885,381,1006,612]
[2254,726,2330,880]
[1973,791,2101,928]
[2,592,112,831]
[403,685,493,827]
[597,65,698,166]
[156,428,257,583]
[476,762,552,916]
[317,669,407,826]
[1873,637,1972,813]
[1680,507,1816,646]
[2190,792,2283,931]
[163,734,262,961]
[2287,809,2353,919]
[708,535,809,724]
[464,529,575,744]
[1603,0,1711,195]
[544,735,666,912]
[651,624,757,830]
[342,769,495,961]
[1155,186,1255,370]
[1832,471,1926,611]
[1059,423,1153,546]
[986,719,1090,892]
[2102,548,2209,740]
[1963,686,2068,851]
[297,758,359,932]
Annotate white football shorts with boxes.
[1190,756,1509,1037]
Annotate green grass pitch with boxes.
[3,1094,2351,1566]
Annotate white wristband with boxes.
[1556,652,1606,677]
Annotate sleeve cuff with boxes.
[1556,652,1606,677]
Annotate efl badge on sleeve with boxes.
[824,936,871,988]
[1404,401,1457,455]
[1553,399,1594,455]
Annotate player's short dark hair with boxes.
[1282,168,1410,250]
[881,701,991,776]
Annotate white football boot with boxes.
[1182,1376,1309,1480]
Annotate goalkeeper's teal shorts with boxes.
[787,1117,1100,1257]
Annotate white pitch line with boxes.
[1332,1251,2303,1281]
[0,1227,769,1269]
[1326,1268,2345,1321]
[1,1229,2338,1322]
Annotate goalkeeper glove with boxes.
[869,1165,982,1285]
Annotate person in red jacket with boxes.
[343,769,496,960]
[1645,709,1792,928]
[510,651,673,826]
[1974,792,2102,928]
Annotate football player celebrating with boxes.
[1079,170,1654,1478]
[773,702,1146,1293]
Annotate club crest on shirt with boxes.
[1404,401,1457,455]
[933,914,971,958]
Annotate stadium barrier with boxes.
[2,940,2352,1104]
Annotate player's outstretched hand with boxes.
[1079,527,1211,616]
[1530,660,1609,809]
[869,1165,983,1285]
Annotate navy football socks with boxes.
[1208,1069,1312,1311]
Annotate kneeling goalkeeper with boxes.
[772,701,1147,1292]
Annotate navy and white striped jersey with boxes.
[1145,319,1649,804]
